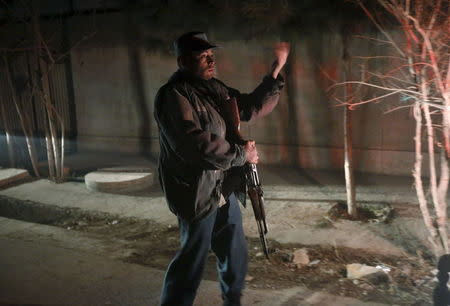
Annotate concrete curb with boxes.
[0,168,30,188]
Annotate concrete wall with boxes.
[68,12,426,176]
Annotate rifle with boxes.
[244,163,269,258]
[221,97,270,259]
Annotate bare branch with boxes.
[384,104,414,114]
[328,80,419,96]
[356,0,406,57]
[352,55,407,61]
[353,34,398,46]
[350,89,403,107]
[427,0,442,31]
[364,70,416,86]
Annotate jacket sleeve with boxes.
[227,74,285,122]
[155,86,247,170]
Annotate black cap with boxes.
[174,31,217,57]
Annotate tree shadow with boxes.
[283,42,301,166]
[303,31,339,169]
[125,4,155,162]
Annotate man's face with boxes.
[184,49,216,80]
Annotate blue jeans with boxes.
[160,193,248,306]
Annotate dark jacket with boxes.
[154,69,284,221]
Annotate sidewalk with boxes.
[0,151,427,256]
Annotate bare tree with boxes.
[31,2,64,182]
[330,0,450,257]
[1,1,95,182]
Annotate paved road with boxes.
[0,217,387,306]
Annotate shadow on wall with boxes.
[284,43,301,166]
[303,32,337,169]
[125,6,154,162]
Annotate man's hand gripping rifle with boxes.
[221,97,270,259]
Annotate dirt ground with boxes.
[48,210,435,306]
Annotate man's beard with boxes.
[199,66,215,80]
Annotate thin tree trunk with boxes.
[36,76,66,182]
[44,107,56,179]
[29,40,55,179]
[435,57,449,254]
[48,113,61,180]
[437,149,449,249]
[0,99,16,167]
[420,51,447,253]
[413,102,441,255]
[3,56,40,177]
[437,106,450,253]
[423,103,448,254]
[344,101,357,217]
[342,30,357,218]
[39,61,62,181]
[444,109,450,159]
[444,59,450,158]
[59,119,65,181]
[41,94,66,182]
[32,1,64,182]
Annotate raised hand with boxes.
[271,42,290,79]
[274,42,290,67]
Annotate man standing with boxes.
[154,31,289,306]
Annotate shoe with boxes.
[222,293,242,306]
